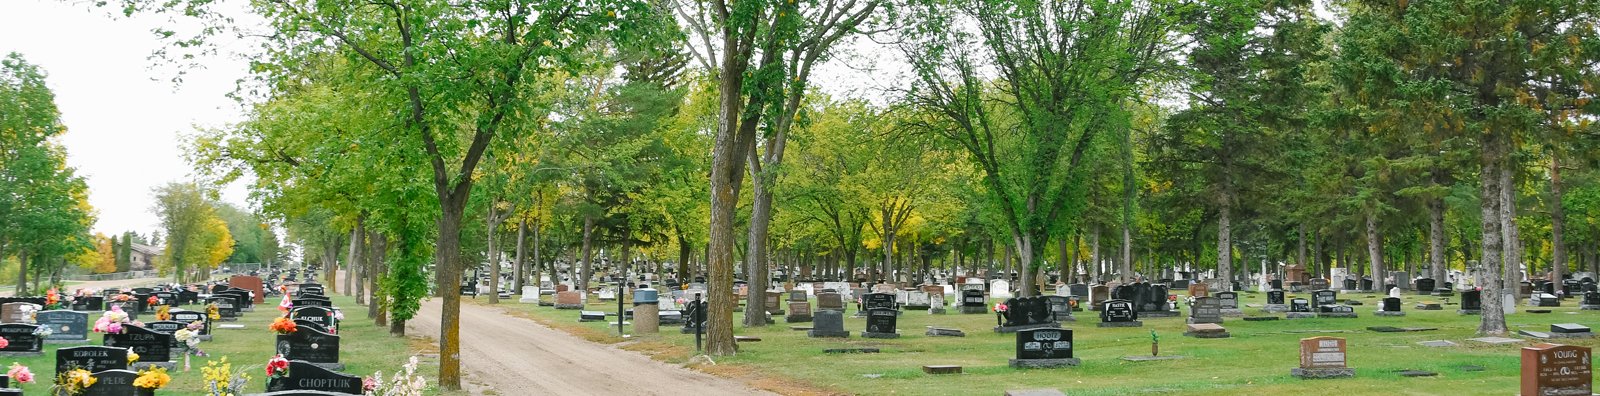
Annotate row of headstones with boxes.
[53,344,363,395]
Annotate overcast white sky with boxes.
[0,0,254,237]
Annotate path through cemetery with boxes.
[408,298,776,395]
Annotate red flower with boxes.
[146,296,159,306]
[266,355,290,377]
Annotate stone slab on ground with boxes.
[1097,321,1143,328]
[1367,326,1437,333]
[1397,370,1437,377]
[823,348,879,354]
[733,336,761,342]
[1286,312,1316,319]
[807,330,850,338]
[861,331,900,339]
[1317,312,1359,319]
[1374,311,1406,317]
[789,326,812,331]
[1291,367,1355,379]
[922,365,962,375]
[1457,309,1481,315]
[1466,336,1523,345]
[1243,316,1280,321]
[1417,340,1458,347]
[1527,309,1553,314]
[1184,323,1230,338]
[993,323,1060,334]
[926,327,966,337]
[1008,358,1081,369]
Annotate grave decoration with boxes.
[1292,336,1355,379]
[132,366,171,394]
[82,368,136,396]
[1009,328,1079,368]
[103,325,173,370]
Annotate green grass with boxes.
[494,290,1600,396]
[0,293,441,395]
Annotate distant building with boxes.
[129,243,161,271]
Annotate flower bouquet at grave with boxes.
[147,295,160,307]
[265,355,289,379]
[202,357,254,396]
[134,366,171,392]
[44,288,63,310]
[363,356,428,396]
[128,348,140,365]
[0,336,10,350]
[155,305,172,321]
[269,317,298,335]
[206,303,221,320]
[51,368,96,396]
[112,293,132,302]
[33,324,52,339]
[94,306,132,334]
[175,327,206,371]
[7,363,34,387]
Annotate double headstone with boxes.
[1581,291,1600,310]
[1377,297,1404,317]
[997,296,1057,333]
[1043,295,1074,322]
[266,360,364,394]
[1287,298,1314,319]
[1009,328,1079,368]
[1187,297,1223,324]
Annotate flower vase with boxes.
[135,387,157,396]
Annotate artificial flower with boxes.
[269,317,297,335]
[6,363,30,384]
[265,355,289,377]
[127,348,140,364]
[133,366,171,389]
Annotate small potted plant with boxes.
[133,366,170,396]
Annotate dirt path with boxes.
[407,299,775,396]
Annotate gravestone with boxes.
[266,360,364,394]
[1292,336,1355,379]
[1184,323,1229,338]
[788,290,807,302]
[863,293,897,312]
[960,286,987,314]
[152,291,178,308]
[991,280,1014,299]
[1521,343,1592,396]
[143,320,185,348]
[170,310,210,341]
[1186,282,1208,298]
[1287,298,1314,319]
[1376,297,1405,317]
[55,345,127,375]
[764,292,784,316]
[905,291,931,310]
[1265,290,1288,313]
[1551,323,1594,339]
[0,303,33,324]
[1089,285,1110,310]
[292,295,333,309]
[1043,296,1074,322]
[81,369,136,396]
[228,275,267,304]
[102,325,171,369]
[73,296,104,312]
[1215,291,1241,316]
[291,306,337,332]
[816,292,845,312]
[862,308,899,338]
[1392,271,1410,291]
[1415,278,1436,295]
[1310,278,1330,291]
[294,319,328,335]
[1582,291,1600,310]
[1311,290,1337,311]
[1188,297,1223,324]
[1069,284,1089,298]
[1460,290,1483,315]
[1097,299,1141,328]
[207,296,238,321]
[1531,292,1561,307]
[520,286,540,303]
[37,310,88,343]
[929,291,948,314]
[997,296,1058,333]
[679,299,707,334]
[555,291,584,309]
[277,325,343,371]
[1009,328,1079,368]
[0,324,42,356]
[786,300,812,323]
[807,310,849,338]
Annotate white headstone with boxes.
[907,291,931,307]
[1388,287,1401,299]
[520,286,540,303]
[1056,284,1071,296]
[1503,293,1517,314]
[990,280,1014,299]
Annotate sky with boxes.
[0,0,254,237]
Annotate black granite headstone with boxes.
[55,345,127,375]
[1014,328,1074,360]
[0,324,42,353]
[81,369,136,396]
[101,325,171,363]
[1267,290,1285,305]
[276,326,341,365]
[265,360,362,394]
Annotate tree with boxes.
[0,53,94,295]
[152,182,232,283]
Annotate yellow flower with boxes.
[127,349,140,364]
[134,366,171,389]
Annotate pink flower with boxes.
[7,363,32,384]
[363,376,378,391]
[0,337,9,349]
[266,355,290,377]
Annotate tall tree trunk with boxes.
[1429,197,1447,285]
[1015,234,1038,297]
[580,215,595,294]
[435,200,468,389]
[368,230,385,322]
[1550,154,1568,290]
[514,218,528,291]
[1058,238,1070,285]
[1365,210,1385,292]
[1477,135,1508,335]
[350,218,365,302]
[1089,229,1101,283]
[745,173,774,327]
[1297,225,1307,277]
[486,208,501,304]
[1120,123,1135,283]
[532,215,542,288]
[14,250,25,297]
[1217,192,1234,292]
[1501,162,1521,298]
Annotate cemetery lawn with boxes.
[3,294,446,395]
[488,291,1599,396]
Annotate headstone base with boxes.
[1052,315,1077,322]
[45,338,90,344]
[1286,312,1317,319]
[131,362,176,371]
[538,301,554,307]
[1580,304,1600,310]
[0,351,40,357]
[1220,309,1243,317]
[1262,304,1288,313]
[1183,330,1230,338]
[0,388,19,396]
[1008,358,1081,369]
[807,330,850,338]
[1184,318,1222,325]
[1139,310,1181,318]
[1456,309,1481,315]
[1317,312,1358,318]
[785,315,813,323]
[306,362,346,372]
[1374,311,1406,317]
[1518,330,1594,339]
[1243,316,1280,321]
[926,327,965,337]
[1097,321,1143,328]
[959,306,987,314]
[860,331,900,339]
[1290,367,1355,379]
[519,296,539,303]
[1415,303,1442,310]
[928,308,946,315]
[1121,355,1186,362]
[555,304,583,310]
[905,305,931,311]
[823,348,878,354]
[993,322,1060,333]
